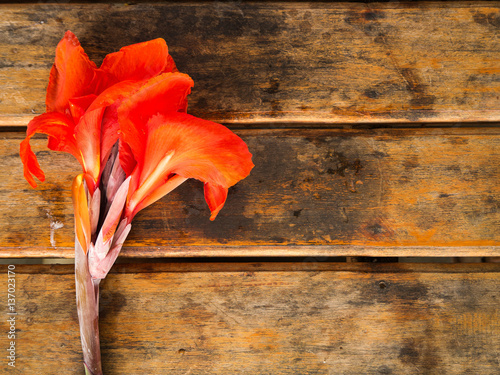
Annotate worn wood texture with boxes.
[1,262,500,374]
[0,2,499,125]
[1,128,498,258]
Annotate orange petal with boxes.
[75,108,106,190]
[117,72,194,181]
[46,31,97,113]
[85,79,164,173]
[119,141,137,177]
[127,174,187,219]
[69,94,97,124]
[204,183,228,221]
[99,38,177,87]
[99,108,120,171]
[71,81,144,186]
[20,138,45,188]
[87,80,146,112]
[20,112,82,187]
[166,54,178,74]
[124,112,253,219]
[85,80,146,171]
[72,174,91,254]
[146,112,253,187]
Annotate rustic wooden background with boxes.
[2,263,500,374]
[0,1,499,374]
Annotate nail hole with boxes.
[379,281,387,289]
[178,348,186,355]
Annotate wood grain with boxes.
[1,262,499,374]
[1,128,498,258]
[0,2,499,125]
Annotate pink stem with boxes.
[75,239,103,375]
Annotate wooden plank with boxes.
[0,2,499,125]
[1,128,498,258]
[1,262,499,374]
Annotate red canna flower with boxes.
[20,31,253,375]
[20,30,184,193]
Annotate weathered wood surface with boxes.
[1,128,498,258]
[1,262,499,374]
[0,2,499,125]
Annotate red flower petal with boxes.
[124,112,253,219]
[129,174,187,217]
[20,139,45,188]
[46,31,97,113]
[117,72,194,179]
[20,112,82,187]
[69,94,97,124]
[85,80,146,175]
[118,141,137,177]
[26,33,189,191]
[204,183,228,221]
[87,80,145,112]
[74,107,106,191]
[98,38,177,89]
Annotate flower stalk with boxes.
[75,238,102,375]
[73,146,132,375]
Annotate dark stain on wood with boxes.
[344,9,388,37]
[399,338,420,365]
[372,151,389,159]
[363,10,386,22]
[362,218,395,241]
[393,282,429,302]
[403,155,419,170]
[400,67,437,109]
[1,4,499,124]
[99,290,128,320]
[349,274,430,307]
[377,365,394,374]
[472,10,500,29]
[263,78,280,94]
[484,196,500,214]
[399,336,440,371]
[326,151,352,177]
[364,89,380,99]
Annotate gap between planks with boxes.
[7,261,500,275]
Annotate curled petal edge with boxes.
[20,112,81,188]
[204,183,228,221]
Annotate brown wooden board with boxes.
[1,128,498,258]
[0,2,499,126]
[1,262,500,374]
